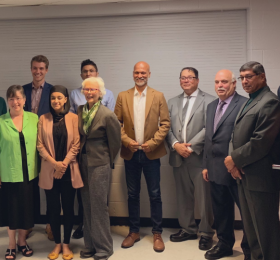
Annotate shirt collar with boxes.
[32,81,45,89]
[134,86,147,96]
[218,91,236,105]
[184,88,199,98]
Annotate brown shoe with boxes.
[45,224,55,241]
[153,233,165,252]
[121,232,140,248]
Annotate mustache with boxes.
[136,77,145,80]
[217,88,226,91]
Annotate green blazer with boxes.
[0,111,39,182]
[0,97,7,116]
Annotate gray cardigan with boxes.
[78,104,121,169]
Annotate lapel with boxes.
[187,89,204,125]
[45,113,55,158]
[78,106,86,136]
[64,113,71,150]
[38,82,50,115]
[22,111,29,130]
[213,93,239,135]
[87,104,103,135]
[126,87,135,125]
[236,86,270,123]
[177,93,184,126]
[4,112,17,131]
[209,99,219,137]
[145,86,155,120]
[24,83,32,111]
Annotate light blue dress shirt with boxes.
[69,86,116,113]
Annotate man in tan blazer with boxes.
[114,61,170,253]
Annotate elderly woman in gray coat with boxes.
[78,77,121,260]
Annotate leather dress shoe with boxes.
[244,254,251,260]
[153,233,165,252]
[72,223,84,239]
[170,229,197,242]
[199,236,213,250]
[205,245,233,260]
[80,250,95,259]
[121,232,140,248]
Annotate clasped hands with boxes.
[128,140,151,153]
[54,161,67,179]
[224,156,244,180]
[174,142,192,158]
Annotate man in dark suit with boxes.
[202,69,250,260]
[225,61,280,260]
[23,55,52,117]
[23,55,53,240]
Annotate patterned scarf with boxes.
[82,100,101,134]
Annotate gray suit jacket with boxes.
[166,89,215,167]
[230,86,280,192]
[78,104,121,169]
[204,93,247,186]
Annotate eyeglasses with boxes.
[83,88,99,93]
[238,74,258,81]
[179,76,197,81]
[8,97,23,102]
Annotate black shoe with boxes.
[205,245,233,260]
[199,236,213,250]
[80,250,95,259]
[244,254,251,260]
[170,229,198,242]
[73,224,84,239]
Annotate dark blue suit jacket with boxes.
[203,93,248,186]
[23,82,53,117]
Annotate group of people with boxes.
[0,55,279,260]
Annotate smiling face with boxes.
[83,80,101,106]
[31,61,48,85]
[180,69,199,95]
[214,70,236,100]
[133,62,151,88]
[50,92,67,113]
[8,91,26,115]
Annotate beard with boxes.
[135,77,147,87]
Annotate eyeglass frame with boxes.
[179,76,197,81]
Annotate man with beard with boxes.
[114,61,170,252]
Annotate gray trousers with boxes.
[173,160,214,237]
[80,154,113,259]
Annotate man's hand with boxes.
[224,156,235,171]
[128,140,139,153]
[174,143,192,158]
[230,166,242,180]
[55,161,67,173]
[202,169,209,182]
[141,143,151,153]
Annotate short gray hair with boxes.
[81,77,106,99]
[232,72,236,82]
[240,61,265,75]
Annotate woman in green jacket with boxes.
[0,85,38,260]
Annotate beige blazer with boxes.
[37,112,83,190]
[114,86,170,160]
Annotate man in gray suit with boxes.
[166,67,215,250]
[225,61,280,260]
[203,70,250,260]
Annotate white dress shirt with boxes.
[172,88,198,149]
[133,87,147,145]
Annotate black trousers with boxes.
[45,179,76,244]
[238,182,280,260]
[210,181,250,255]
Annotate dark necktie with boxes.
[182,96,191,124]
[213,101,226,132]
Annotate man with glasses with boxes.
[203,70,250,260]
[225,61,280,260]
[166,67,215,250]
[69,59,115,240]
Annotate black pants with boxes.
[210,181,250,255]
[45,179,76,244]
[76,188,84,224]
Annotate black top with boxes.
[53,118,70,181]
[19,132,29,183]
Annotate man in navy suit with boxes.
[23,55,53,240]
[23,55,53,117]
[202,70,250,260]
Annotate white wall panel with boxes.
[0,10,246,218]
